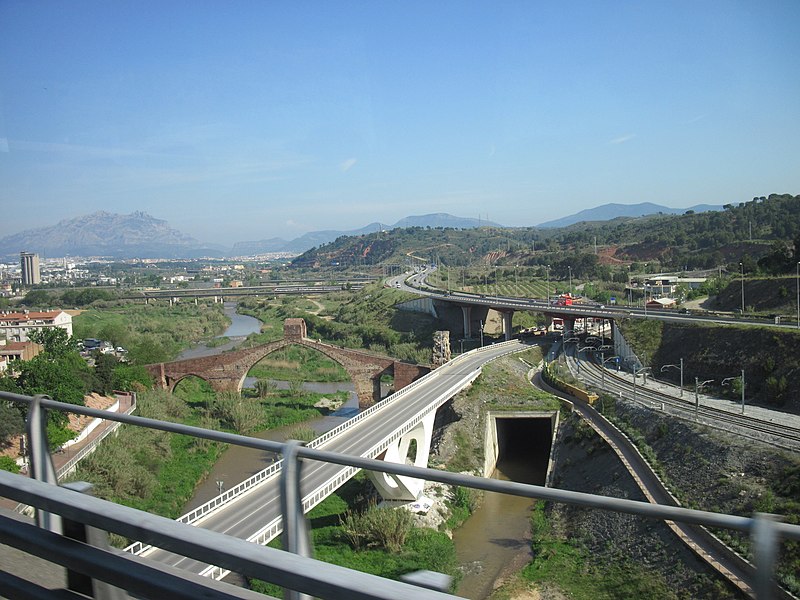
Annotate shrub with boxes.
[340,501,414,553]
[0,456,20,473]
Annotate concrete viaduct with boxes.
[145,318,430,409]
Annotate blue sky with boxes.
[1,1,799,246]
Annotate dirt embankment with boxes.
[650,323,800,413]
[549,411,747,599]
[431,350,800,598]
[714,277,799,315]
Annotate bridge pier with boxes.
[563,317,576,334]
[500,310,514,341]
[367,412,436,501]
[461,306,472,339]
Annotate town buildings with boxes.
[20,252,41,286]
[0,310,73,342]
[0,340,42,373]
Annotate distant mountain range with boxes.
[0,211,225,260]
[536,202,723,228]
[230,213,503,255]
[0,204,723,260]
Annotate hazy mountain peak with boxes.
[537,202,723,228]
[0,211,214,259]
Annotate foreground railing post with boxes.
[280,440,312,600]
[62,481,129,599]
[751,513,779,599]
[26,394,61,533]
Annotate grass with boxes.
[492,502,680,600]
[249,474,459,597]
[73,300,229,363]
[469,358,561,412]
[248,344,350,382]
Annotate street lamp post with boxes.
[515,264,519,297]
[600,353,618,389]
[568,266,572,296]
[479,320,484,347]
[723,370,746,414]
[695,378,714,416]
[660,358,684,397]
[546,265,551,304]
[796,261,799,329]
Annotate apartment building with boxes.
[0,310,73,342]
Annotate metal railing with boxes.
[2,389,799,599]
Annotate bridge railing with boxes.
[131,339,524,550]
[3,389,799,599]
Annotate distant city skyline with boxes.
[1,1,798,245]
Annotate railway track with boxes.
[565,350,800,452]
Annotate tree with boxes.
[93,353,119,395]
[21,290,54,307]
[255,378,275,399]
[16,355,88,406]
[0,402,25,445]
[127,338,170,365]
[28,327,77,359]
[98,323,130,349]
[111,364,153,392]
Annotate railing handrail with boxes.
[0,469,459,600]
[3,390,798,544]
[3,389,800,599]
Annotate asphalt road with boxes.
[389,269,794,330]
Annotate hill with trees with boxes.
[290,194,799,281]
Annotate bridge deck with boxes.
[143,341,525,575]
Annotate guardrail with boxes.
[3,389,799,599]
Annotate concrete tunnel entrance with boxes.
[484,411,558,485]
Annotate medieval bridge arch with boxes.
[146,318,429,408]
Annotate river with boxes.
[453,457,544,599]
[177,302,263,360]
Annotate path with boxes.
[0,392,135,511]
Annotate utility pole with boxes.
[741,369,746,414]
[740,262,745,314]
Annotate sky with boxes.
[1,1,799,246]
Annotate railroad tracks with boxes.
[565,351,800,452]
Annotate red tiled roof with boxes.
[0,310,66,323]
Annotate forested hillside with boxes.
[291,194,799,278]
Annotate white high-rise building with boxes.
[20,252,41,286]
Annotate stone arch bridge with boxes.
[146,318,430,408]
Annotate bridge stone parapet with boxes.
[145,319,430,409]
